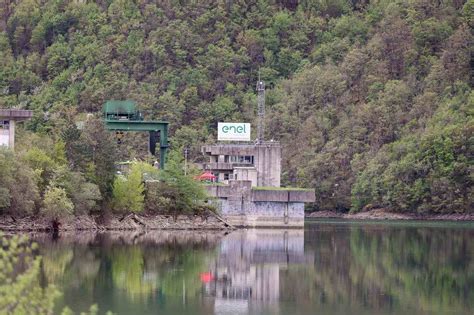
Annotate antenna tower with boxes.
[256,76,265,144]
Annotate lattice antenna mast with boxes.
[256,76,265,144]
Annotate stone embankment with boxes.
[306,209,474,221]
[0,213,233,232]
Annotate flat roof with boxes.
[0,109,33,120]
[202,142,281,156]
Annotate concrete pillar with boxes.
[0,109,33,150]
[255,144,281,187]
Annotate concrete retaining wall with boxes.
[206,181,314,228]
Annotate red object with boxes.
[200,272,214,283]
[195,171,217,181]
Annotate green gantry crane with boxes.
[103,100,169,169]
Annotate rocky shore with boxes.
[306,209,474,221]
[2,209,473,232]
[0,213,233,232]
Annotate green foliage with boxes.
[0,131,103,217]
[146,148,207,214]
[351,87,473,213]
[61,118,118,199]
[0,234,110,315]
[41,186,74,220]
[112,162,158,213]
[0,234,59,314]
[50,166,102,215]
[0,0,471,214]
[0,148,39,215]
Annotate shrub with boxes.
[145,149,207,214]
[0,148,39,216]
[41,186,74,220]
[112,162,158,213]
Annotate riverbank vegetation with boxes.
[0,0,472,214]
[0,138,208,221]
[112,151,208,214]
[0,233,105,314]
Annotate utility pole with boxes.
[256,76,265,144]
[184,147,189,176]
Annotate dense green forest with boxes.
[0,0,472,214]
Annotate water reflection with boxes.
[205,230,314,315]
[31,222,474,315]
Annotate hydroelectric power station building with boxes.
[201,140,314,228]
[201,141,281,187]
[200,80,315,227]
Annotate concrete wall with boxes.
[206,183,316,203]
[205,178,314,228]
[233,167,257,186]
[217,200,305,227]
[254,144,281,187]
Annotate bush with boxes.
[50,166,102,215]
[145,149,207,214]
[112,162,159,213]
[0,234,60,314]
[0,148,39,216]
[41,186,74,220]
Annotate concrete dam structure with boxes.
[201,142,315,227]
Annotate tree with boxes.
[49,166,102,215]
[41,186,74,220]
[0,234,59,314]
[62,117,118,200]
[147,148,207,214]
[0,0,471,215]
[0,147,39,215]
[112,162,156,213]
[0,233,107,315]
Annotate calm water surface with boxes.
[34,220,474,315]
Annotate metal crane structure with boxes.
[102,100,169,169]
[256,79,265,144]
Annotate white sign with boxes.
[218,123,251,141]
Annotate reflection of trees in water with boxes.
[349,227,474,313]
[110,244,215,301]
[37,232,220,308]
[287,225,474,314]
[34,227,474,314]
[41,242,74,284]
[111,246,157,301]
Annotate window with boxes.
[229,155,254,164]
[224,173,229,180]
[0,121,9,130]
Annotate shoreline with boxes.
[0,213,233,232]
[1,209,473,232]
[305,209,474,221]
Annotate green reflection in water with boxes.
[38,232,219,315]
[349,226,474,314]
[34,223,474,315]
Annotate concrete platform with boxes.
[206,181,315,228]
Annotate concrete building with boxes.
[0,109,33,150]
[201,142,281,187]
[201,141,315,227]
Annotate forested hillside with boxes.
[0,0,472,214]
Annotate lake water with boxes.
[33,220,474,315]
